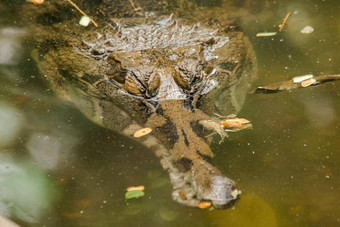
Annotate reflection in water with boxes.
[0,28,27,65]
[0,157,53,223]
[27,131,79,170]
[0,103,24,147]
[27,133,62,170]
[208,193,277,227]
[1,0,340,226]
[298,94,336,128]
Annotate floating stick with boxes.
[279,12,291,32]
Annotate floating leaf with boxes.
[125,190,145,200]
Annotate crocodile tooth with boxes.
[96,32,102,39]
[156,13,174,26]
[188,23,200,33]
[210,29,219,36]
[81,40,94,48]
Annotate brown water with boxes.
[0,0,340,226]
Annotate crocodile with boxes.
[24,0,257,209]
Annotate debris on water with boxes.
[125,190,145,200]
[256,32,277,37]
[254,81,296,93]
[300,26,314,34]
[300,78,316,87]
[27,0,44,4]
[133,127,152,138]
[66,0,98,27]
[292,74,314,83]
[278,12,291,32]
[219,118,251,129]
[79,16,91,27]
[125,185,145,199]
[200,116,251,143]
[231,189,241,198]
[254,74,340,93]
[199,119,228,141]
[127,185,145,192]
[257,12,291,37]
[198,201,212,209]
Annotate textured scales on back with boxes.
[77,15,231,101]
[80,15,228,59]
[27,0,257,209]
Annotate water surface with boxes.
[0,0,339,226]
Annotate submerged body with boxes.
[27,0,256,208]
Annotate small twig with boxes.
[278,12,291,32]
[253,74,340,94]
[66,0,98,27]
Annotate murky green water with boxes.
[1,0,340,226]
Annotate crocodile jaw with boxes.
[144,100,239,208]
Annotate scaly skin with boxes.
[27,0,257,208]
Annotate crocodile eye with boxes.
[123,71,144,96]
[173,59,205,95]
[106,55,127,85]
[147,71,161,97]
[123,68,160,98]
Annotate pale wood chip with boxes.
[133,127,152,138]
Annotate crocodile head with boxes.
[34,13,256,208]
